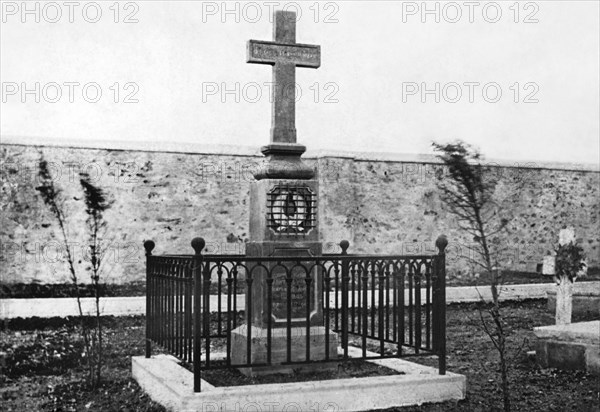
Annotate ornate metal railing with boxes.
[143,236,448,392]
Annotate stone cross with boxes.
[247,10,321,145]
[544,227,587,325]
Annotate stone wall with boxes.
[1,142,598,285]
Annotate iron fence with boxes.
[144,236,448,392]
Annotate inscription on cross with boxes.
[247,10,321,145]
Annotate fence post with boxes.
[433,235,448,375]
[192,237,205,393]
[144,240,155,359]
[340,240,350,360]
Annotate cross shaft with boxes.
[247,10,321,145]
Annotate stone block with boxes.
[585,346,600,375]
[230,324,338,376]
[536,340,586,371]
[534,321,600,375]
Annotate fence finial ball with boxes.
[143,240,155,255]
[340,240,350,254]
[435,235,448,253]
[191,237,206,255]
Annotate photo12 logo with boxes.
[202,81,339,104]
[402,82,540,104]
[1,240,142,264]
[1,1,140,24]
[2,160,149,184]
[193,160,342,184]
[2,82,140,103]
[401,1,540,24]
[201,1,340,24]
[197,400,340,412]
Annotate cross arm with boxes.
[247,40,321,68]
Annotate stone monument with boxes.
[535,231,598,375]
[542,227,588,325]
[230,10,338,375]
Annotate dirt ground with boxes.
[1,301,598,411]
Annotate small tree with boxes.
[36,157,90,363]
[80,173,112,386]
[433,141,515,412]
[36,156,112,388]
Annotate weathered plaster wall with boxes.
[1,143,598,285]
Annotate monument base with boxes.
[230,324,339,376]
[533,321,600,375]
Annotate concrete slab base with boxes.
[534,321,600,375]
[132,348,466,412]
